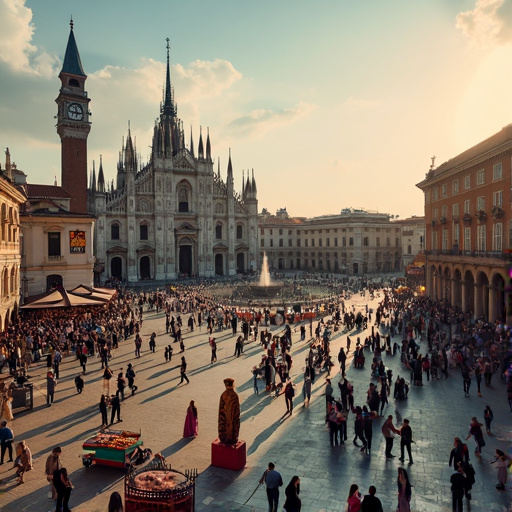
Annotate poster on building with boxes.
[70,230,86,253]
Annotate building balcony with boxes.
[425,249,511,262]
[43,255,66,264]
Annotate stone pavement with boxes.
[0,291,511,512]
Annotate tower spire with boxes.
[60,18,86,77]
[163,38,175,117]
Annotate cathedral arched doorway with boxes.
[179,245,192,276]
[47,274,63,291]
[236,253,245,274]
[111,257,123,279]
[140,256,151,280]
[215,254,224,275]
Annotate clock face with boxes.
[67,103,84,121]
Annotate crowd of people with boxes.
[0,275,511,511]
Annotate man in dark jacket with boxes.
[361,485,383,512]
[450,464,467,512]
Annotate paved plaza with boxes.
[1,291,511,512]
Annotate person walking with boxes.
[483,405,493,434]
[103,367,113,395]
[53,466,73,512]
[14,440,32,484]
[461,365,471,397]
[80,352,87,374]
[126,364,138,396]
[450,464,467,512]
[259,462,283,512]
[284,380,295,414]
[183,400,198,438]
[45,446,62,501]
[362,406,373,454]
[0,420,14,465]
[338,347,346,375]
[99,395,108,428]
[110,392,122,425]
[179,356,190,384]
[283,475,301,512]
[302,374,311,405]
[361,485,383,512]
[491,449,510,490]
[449,437,469,469]
[382,415,400,458]
[466,417,485,457]
[397,467,412,512]
[47,371,57,406]
[210,338,217,363]
[117,370,126,401]
[347,483,362,512]
[399,419,413,465]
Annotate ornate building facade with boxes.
[0,150,26,328]
[87,42,259,282]
[416,126,511,322]
[259,208,401,275]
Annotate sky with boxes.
[1,0,512,220]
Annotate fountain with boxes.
[259,253,272,287]
[247,252,283,300]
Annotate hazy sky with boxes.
[1,0,512,219]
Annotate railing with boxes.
[425,249,511,260]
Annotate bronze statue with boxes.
[218,378,240,445]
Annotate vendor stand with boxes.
[82,429,143,468]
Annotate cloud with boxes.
[225,102,315,138]
[0,0,59,77]
[342,97,381,111]
[456,0,512,46]
[174,59,242,101]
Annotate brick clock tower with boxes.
[56,20,91,214]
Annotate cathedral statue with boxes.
[218,378,240,445]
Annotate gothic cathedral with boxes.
[56,24,259,282]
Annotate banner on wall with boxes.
[70,230,86,253]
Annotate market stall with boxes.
[82,429,143,468]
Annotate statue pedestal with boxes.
[211,439,246,470]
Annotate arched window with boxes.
[140,221,149,241]
[236,224,243,239]
[1,204,6,242]
[3,268,8,296]
[111,223,120,240]
[178,186,189,213]
[215,223,223,240]
[69,78,79,88]
[10,267,15,294]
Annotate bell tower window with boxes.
[69,78,79,88]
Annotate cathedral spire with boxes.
[198,126,204,159]
[251,168,257,195]
[91,160,96,193]
[98,155,105,192]
[227,148,233,179]
[163,38,175,117]
[190,127,194,157]
[206,127,211,160]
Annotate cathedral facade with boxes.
[87,43,259,282]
